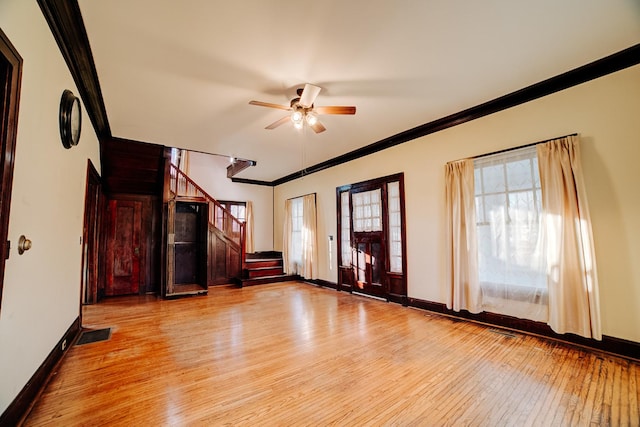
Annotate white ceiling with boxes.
[78,0,640,182]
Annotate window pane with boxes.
[387,181,402,273]
[506,158,533,191]
[474,146,547,322]
[482,164,505,193]
[371,243,382,284]
[357,243,367,283]
[340,191,351,267]
[290,198,303,263]
[474,167,483,196]
[352,189,382,232]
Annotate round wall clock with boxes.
[59,89,82,149]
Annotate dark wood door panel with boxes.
[209,230,228,285]
[106,200,142,296]
[354,236,386,298]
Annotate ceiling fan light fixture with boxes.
[305,111,318,126]
[291,109,304,125]
[250,84,355,133]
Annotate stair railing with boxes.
[169,164,246,273]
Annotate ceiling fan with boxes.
[249,84,356,133]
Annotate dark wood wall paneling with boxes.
[208,226,242,285]
[100,137,169,196]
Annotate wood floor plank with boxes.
[23,282,640,426]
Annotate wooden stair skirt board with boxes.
[240,251,298,287]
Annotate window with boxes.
[473,146,547,321]
[447,136,601,338]
[283,194,317,279]
[387,181,403,273]
[290,197,303,264]
[219,201,246,222]
[340,191,351,267]
[352,189,382,232]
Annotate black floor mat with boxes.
[76,328,111,345]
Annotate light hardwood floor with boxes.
[25,282,639,426]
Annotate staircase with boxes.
[169,164,245,287]
[241,252,299,287]
[169,165,298,288]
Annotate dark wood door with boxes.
[106,200,142,296]
[336,173,407,303]
[353,231,387,298]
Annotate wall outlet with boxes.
[61,339,67,351]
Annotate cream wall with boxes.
[0,1,102,413]
[274,64,640,343]
[186,151,274,252]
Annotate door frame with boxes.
[0,29,23,310]
[336,173,408,304]
[80,160,102,305]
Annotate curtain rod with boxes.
[472,132,578,160]
[450,133,578,164]
[287,192,317,201]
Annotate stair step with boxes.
[245,259,283,269]
[246,266,284,278]
[240,274,300,287]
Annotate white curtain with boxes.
[474,146,548,323]
[283,199,293,273]
[445,159,482,313]
[300,194,318,279]
[178,149,190,175]
[282,195,317,279]
[245,201,254,254]
[537,136,601,340]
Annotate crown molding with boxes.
[38,0,111,140]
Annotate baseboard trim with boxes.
[303,278,337,290]
[408,298,640,362]
[302,279,639,361]
[0,316,81,425]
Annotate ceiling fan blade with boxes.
[265,116,291,130]
[299,84,321,108]
[249,100,291,111]
[315,106,356,115]
[310,121,327,133]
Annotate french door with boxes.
[336,173,407,304]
